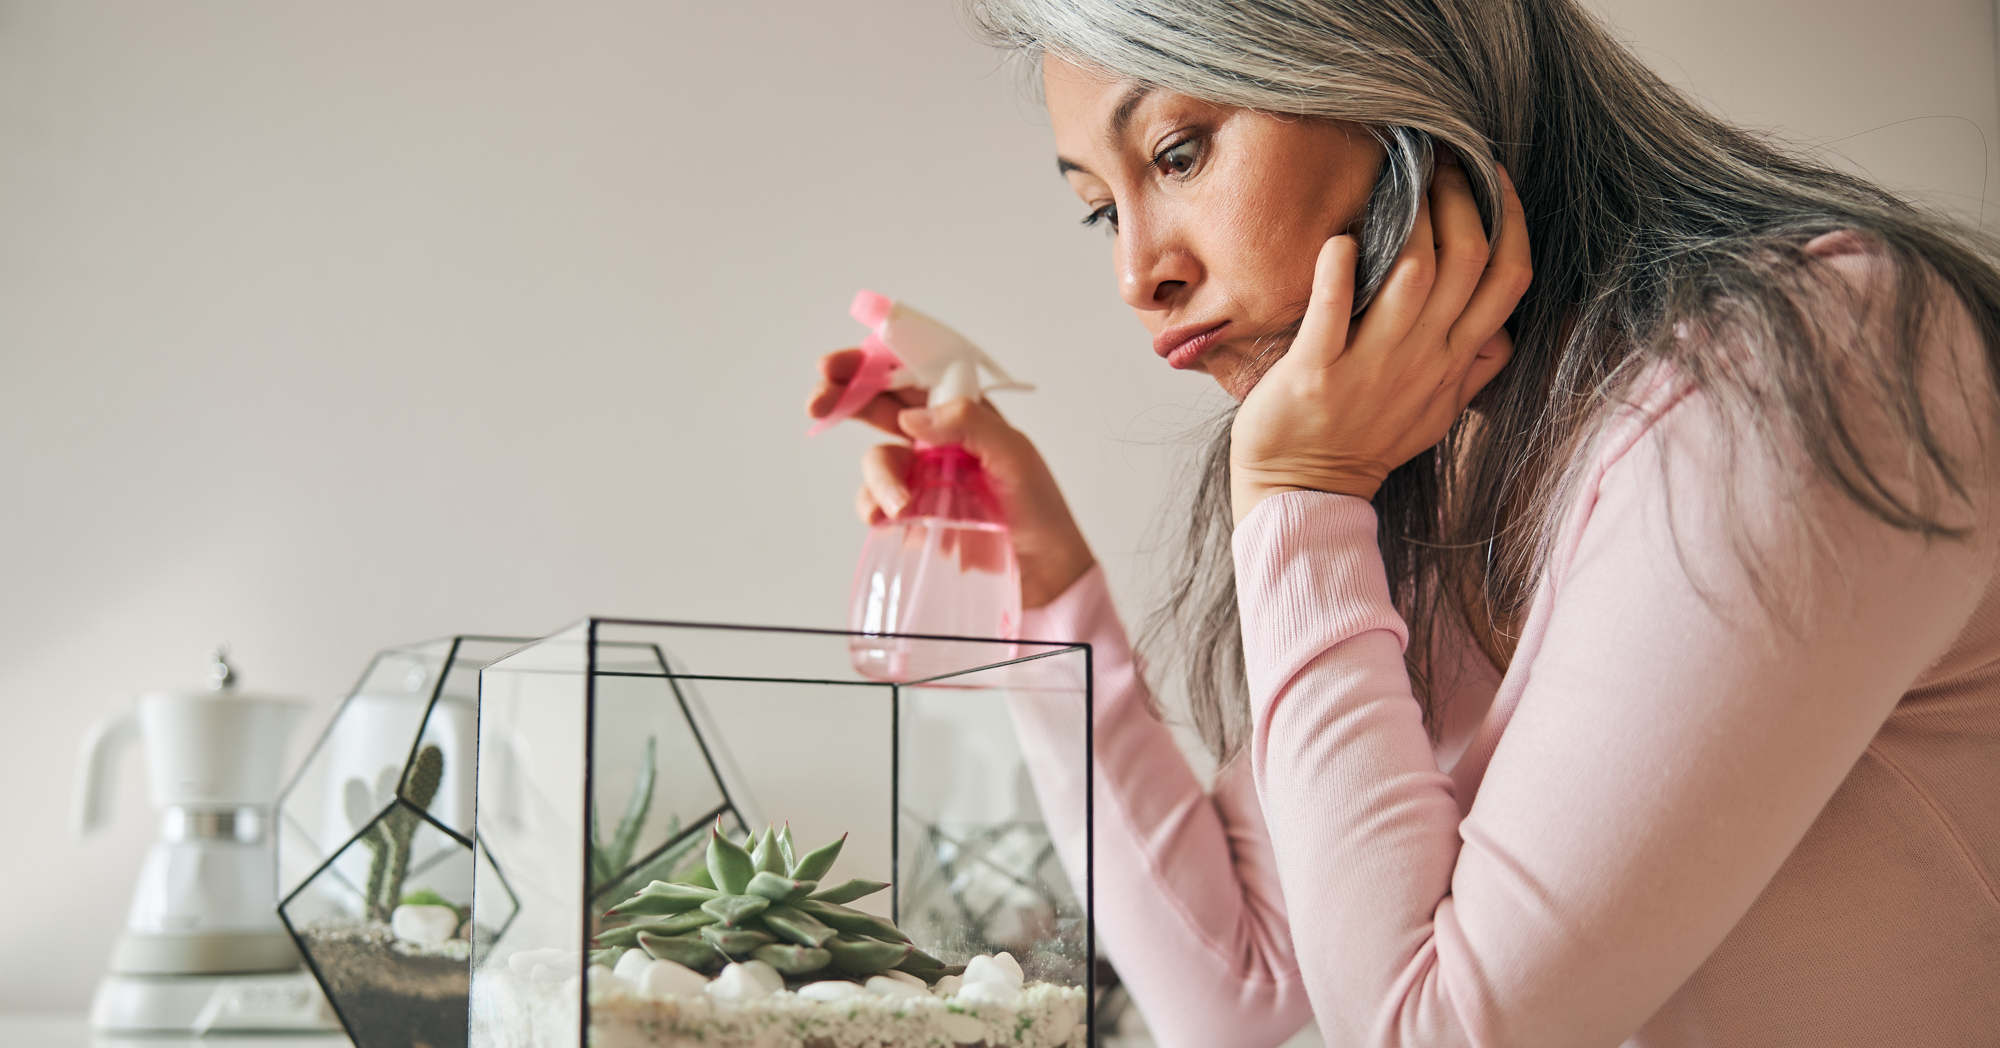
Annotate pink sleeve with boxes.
[1012,564,1314,1047]
[1235,355,1997,1043]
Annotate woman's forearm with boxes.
[1010,565,1314,1048]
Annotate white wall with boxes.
[1,0,1992,1015]
[1587,0,1999,225]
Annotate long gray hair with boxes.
[974,0,2000,764]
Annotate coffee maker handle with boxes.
[73,709,139,836]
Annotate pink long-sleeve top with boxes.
[1011,235,2000,1047]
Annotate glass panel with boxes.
[417,637,526,841]
[279,636,533,1048]
[662,674,896,895]
[585,645,735,906]
[278,640,453,901]
[900,648,1092,990]
[468,620,1093,1048]
[283,803,474,1048]
[472,840,523,964]
[592,620,1064,685]
[472,624,590,1048]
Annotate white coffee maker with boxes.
[73,647,339,1033]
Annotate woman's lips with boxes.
[1154,321,1229,370]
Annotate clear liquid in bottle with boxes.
[849,445,1021,681]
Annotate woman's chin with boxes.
[1211,349,1285,402]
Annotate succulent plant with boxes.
[590,735,657,893]
[592,820,963,986]
[350,743,444,922]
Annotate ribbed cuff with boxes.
[1232,491,1409,712]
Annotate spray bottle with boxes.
[811,290,1033,681]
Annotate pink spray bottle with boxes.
[811,290,1034,681]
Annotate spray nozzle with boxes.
[808,290,1033,436]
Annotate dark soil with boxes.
[305,936,468,1048]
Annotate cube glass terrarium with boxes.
[276,636,531,1048]
[469,619,1094,1048]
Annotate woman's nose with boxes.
[1117,216,1200,312]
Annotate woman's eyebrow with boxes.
[1054,85,1157,178]
[1107,85,1154,141]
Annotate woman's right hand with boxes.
[807,348,1096,609]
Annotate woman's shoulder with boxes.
[1765,225,1991,443]
[1787,225,1977,337]
[1800,227,1872,260]
[1604,225,1993,467]
[1797,223,1914,281]
[1553,223,1998,578]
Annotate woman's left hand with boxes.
[1230,161,1531,523]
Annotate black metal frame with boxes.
[540,616,1097,1048]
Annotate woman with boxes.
[809,1,2000,1044]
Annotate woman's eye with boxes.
[1081,202,1119,233]
[1154,138,1201,178]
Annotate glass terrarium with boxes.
[469,619,1094,1048]
[276,636,532,1048]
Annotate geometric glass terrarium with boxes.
[468,618,1093,1048]
[276,636,532,1048]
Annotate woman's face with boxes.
[1046,56,1386,399]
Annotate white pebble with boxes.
[940,1011,986,1044]
[879,969,928,989]
[931,975,963,998]
[865,975,927,999]
[991,951,1024,986]
[956,978,1020,1005]
[390,904,461,946]
[586,965,632,999]
[798,981,866,1001]
[705,962,775,1000]
[961,953,1024,991]
[740,959,785,995]
[638,958,710,999]
[612,949,652,983]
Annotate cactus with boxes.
[589,736,657,893]
[593,820,963,986]
[354,743,444,922]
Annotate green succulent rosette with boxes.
[591,820,962,986]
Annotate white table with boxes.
[0,1012,1321,1047]
[0,1015,351,1047]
